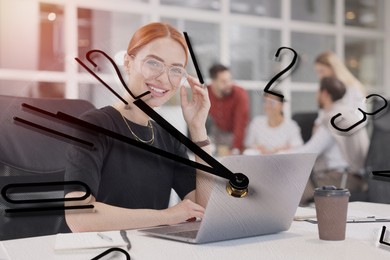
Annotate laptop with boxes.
[140,153,317,244]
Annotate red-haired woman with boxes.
[65,23,210,232]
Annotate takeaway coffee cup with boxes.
[314,186,350,241]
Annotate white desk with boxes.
[2,202,390,260]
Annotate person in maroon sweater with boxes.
[206,64,249,154]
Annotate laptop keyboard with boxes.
[167,230,198,239]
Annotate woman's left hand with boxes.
[180,75,210,133]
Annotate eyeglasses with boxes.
[140,57,188,88]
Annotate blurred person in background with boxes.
[244,91,303,155]
[314,51,366,127]
[206,64,249,155]
[288,77,369,205]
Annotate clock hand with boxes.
[17,102,249,197]
[13,116,95,151]
[17,103,224,177]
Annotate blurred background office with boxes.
[0,0,390,118]
[1,0,390,207]
[0,0,389,129]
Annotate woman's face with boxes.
[263,94,283,116]
[126,37,187,107]
[315,63,334,80]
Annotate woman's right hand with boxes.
[161,199,205,225]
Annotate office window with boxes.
[161,0,220,11]
[229,25,281,81]
[291,0,335,24]
[39,4,65,72]
[0,0,388,118]
[0,3,64,71]
[161,18,220,80]
[291,91,318,114]
[230,0,281,18]
[247,89,264,118]
[345,0,384,29]
[291,32,335,83]
[0,80,65,98]
[77,9,148,73]
[344,37,383,87]
[0,80,35,97]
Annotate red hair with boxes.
[127,22,188,65]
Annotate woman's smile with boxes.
[145,82,170,98]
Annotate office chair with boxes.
[0,95,95,240]
[292,112,319,206]
[293,111,368,204]
[291,112,318,143]
[365,97,390,203]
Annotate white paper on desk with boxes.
[295,206,388,223]
[55,231,127,251]
[0,242,10,260]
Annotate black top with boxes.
[65,106,196,210]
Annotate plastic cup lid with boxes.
[314,185,350,197]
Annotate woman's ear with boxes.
[123,53,133,74]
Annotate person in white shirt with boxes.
[244,92,303,155]
[288,77,369,204]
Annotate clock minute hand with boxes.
[56,104,248,198]
[18,102,221,176]
[18,102,248,197]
